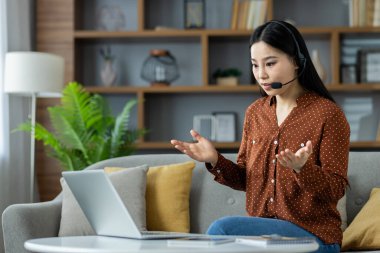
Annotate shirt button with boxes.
[270,198,274,202]
[274,140,278,145]
[301,143,305,147]
[272,159,276,164]
[271,179,275,183]
[252,140,256,144]
[216,170,221,173]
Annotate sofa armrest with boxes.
[2,200,62,253]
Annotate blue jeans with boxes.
[206,216,340,253]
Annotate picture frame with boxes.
[184,0,205,29]
[340,64,357,84]
[193,115,216,141]
[358,49,380,83]
[213,112,237,142]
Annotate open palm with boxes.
[170,130,218,164]
[276,140,313,173]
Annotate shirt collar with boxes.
[267,91,318,108]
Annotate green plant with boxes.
[15,82,145,171]
[212,68,242,79]
[99,46,114,61]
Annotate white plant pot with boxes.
[216,77,239,86]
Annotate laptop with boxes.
[62,170,201,239]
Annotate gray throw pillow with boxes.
[58,165,149,236]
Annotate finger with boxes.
[172,142,186,152]
[276,152,290,167]
[305,140,313,154]
[171,139,190,148]
[276,154,286,165]
[174,144,197,159]
[281,150,292,164]
[170,139,180,145]
[190,129,203,142]
[172,141,193,154]
[284,149,295,161]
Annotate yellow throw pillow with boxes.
[146,161,195,232]
[105,161,195,233]
[342,188,380,251]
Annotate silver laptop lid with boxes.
[62,170,143,239]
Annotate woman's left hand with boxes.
[276,140,313,173]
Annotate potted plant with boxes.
[16,82,145,171]
[212,68,242,86]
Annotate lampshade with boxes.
[4,52,65,97]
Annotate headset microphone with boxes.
[270,76,298,89]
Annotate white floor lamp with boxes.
[3,52,64,202]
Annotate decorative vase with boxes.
[140,49,179,86]
[311,49,327,82]
[101,59,117,86]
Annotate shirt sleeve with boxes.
[205,110,250,191]
[296,108,350,202]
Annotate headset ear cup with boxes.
[298,57,306,75]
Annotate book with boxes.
[246,0,256,30]
[235,235,317,248]
[374,0,380,26]
[230,0,240,30]
[167,237,235,247]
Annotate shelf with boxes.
[74,27,380,39]
[74,30,204,38]
[350,141,380,149]
[86,85,260,94]
[85,84,380,94]
[327,84,380,91]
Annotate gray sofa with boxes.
[2,152,380,253]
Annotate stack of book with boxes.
[230,0,267,30]
[348,0,380,27]
[342,97,374,141]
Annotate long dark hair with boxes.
[249,20,335,103]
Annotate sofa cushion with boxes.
[342,188,380,251]
[105,160,195,232]
[58,165,148,236]
[147,161,195,232]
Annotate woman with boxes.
[171,20,350,253]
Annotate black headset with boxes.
[266,21,307,89]
[268,20,306,69]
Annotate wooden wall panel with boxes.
[35,0,74,201]
[36,0,74,84]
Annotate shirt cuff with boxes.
[296,159,323,189]
[205,152,225,175]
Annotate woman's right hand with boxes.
[170,129,218,165]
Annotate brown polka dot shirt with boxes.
[206,92,350,245]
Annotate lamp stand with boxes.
[30,93,37,202]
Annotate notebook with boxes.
[62,170,200,239]
[235,235,319,251]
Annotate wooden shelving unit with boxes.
[35,0,380,201]
[37,0,380,149]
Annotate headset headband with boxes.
[268,20,306,66]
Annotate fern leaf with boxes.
[110,99,137,157]
[61,82,104,131]
[49,107,92,164]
